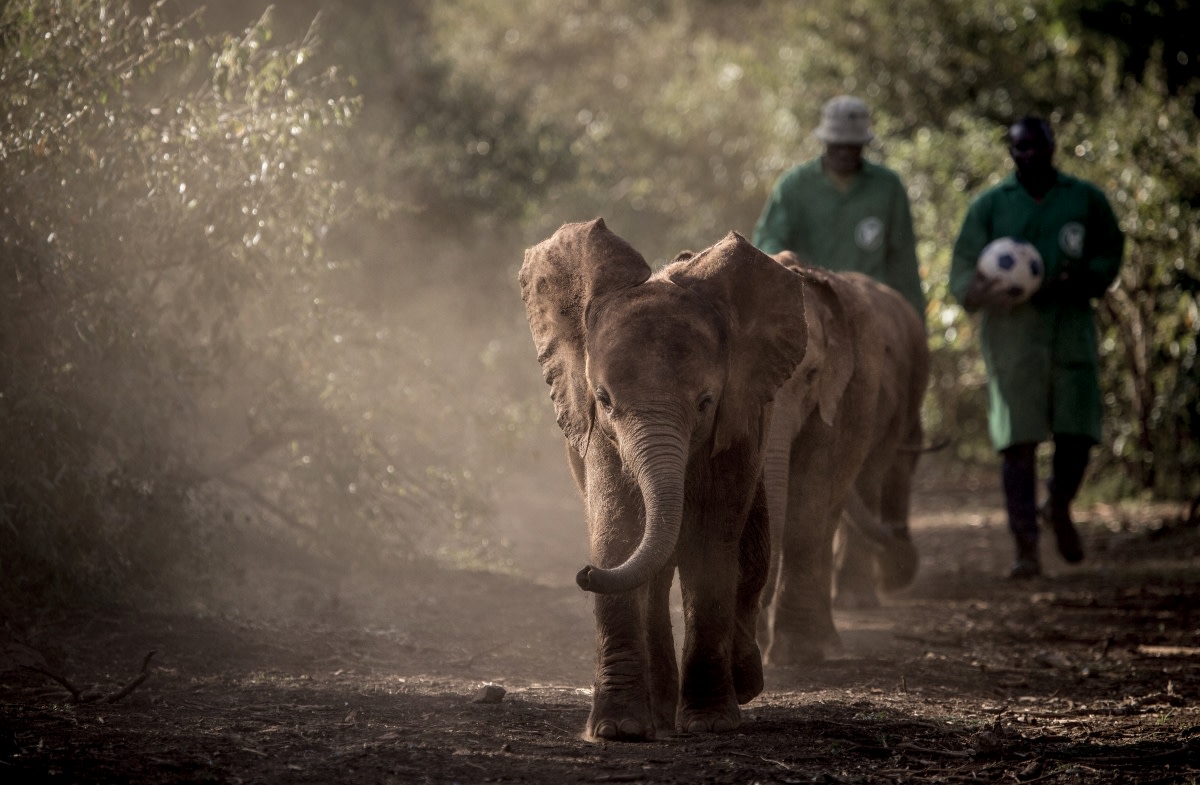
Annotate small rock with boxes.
[971,730,1006,755]
[1017,759,1043,780]
[473,684,506,704]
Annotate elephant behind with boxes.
[832,276,931,611]
[759,260,929,666]
[519,219,809,741]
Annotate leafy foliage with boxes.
[0,1,491,605]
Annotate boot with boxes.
[1040,498,1083,563]
[1045,437,1090,564]
[1008,538,1041,580]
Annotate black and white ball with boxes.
[977,237,1044,304]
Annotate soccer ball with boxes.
[976,237,1044,304]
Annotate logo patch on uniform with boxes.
[855,217,884,251]
[1059,222,1085,259]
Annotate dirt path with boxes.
[3,470,1199,784]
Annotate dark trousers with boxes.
[1000,435,1091,550]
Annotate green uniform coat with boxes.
[949,171,1124,451]
[753,158,925,316]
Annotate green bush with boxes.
[0,1,491,606]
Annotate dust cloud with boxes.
[106,0,595,619]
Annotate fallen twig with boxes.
[758,755,794,770]
[21,649,157,704]
[106,650,157,703]
[19,664,86,703]
[890,742,975,759]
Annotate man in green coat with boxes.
[753,95,925,317]
[949,116,1125,579]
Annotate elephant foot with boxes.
[587,688,658,742]
[879,539,919,591]
[765,627,842,667]
[732,641,765,704]
[588,715,656,742]
[678,703,741,734]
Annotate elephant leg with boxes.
[645,563,680,733]
[732,480,769,704]
[676,529,742,733]
[877,449,920,590]
[583,453,658,742]
[588,589,657,741]
[834,486,883,609]
[765,432,845,666]
[757,439,791,653]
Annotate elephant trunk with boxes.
[576,432,686,594]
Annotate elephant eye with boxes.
[595,387,613,412]
[698,392,714,414]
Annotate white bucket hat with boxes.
[814,95,874,145]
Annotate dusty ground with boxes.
[2,464,1199,784]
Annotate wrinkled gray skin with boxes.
[520,219,808,741]
[759,257,929,666]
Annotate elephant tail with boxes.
[841,492,919,590]
[841,491,902,552]
[897,435,952,453]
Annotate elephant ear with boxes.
[519,218,651,453]
[667,232,809,455]
[797,268,859,427]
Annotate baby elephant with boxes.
[760,254,929,666]
[519,219,808,740]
